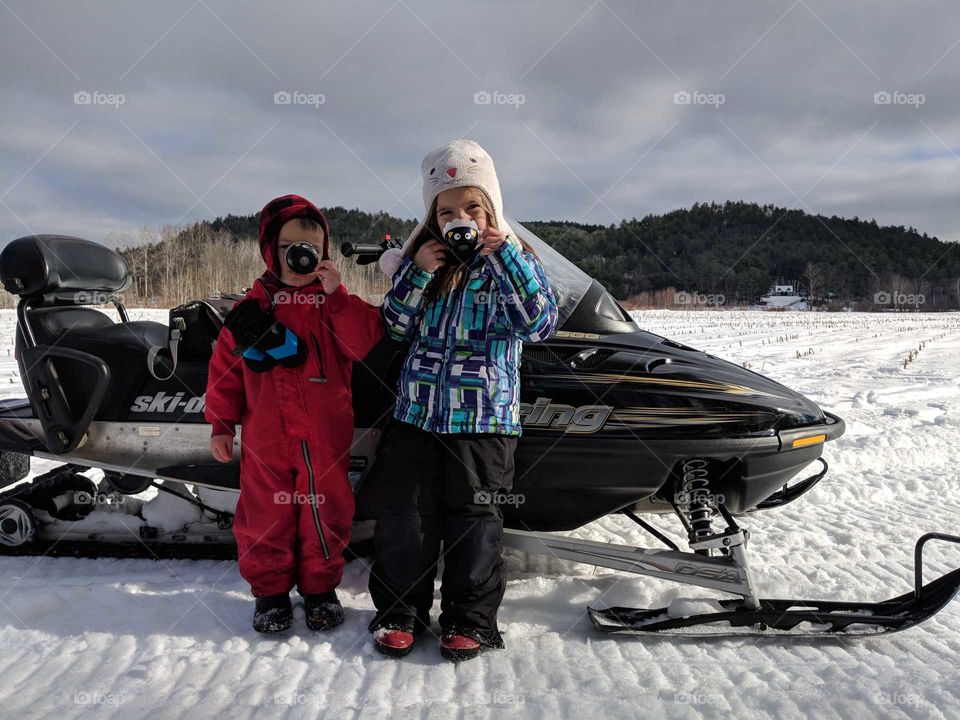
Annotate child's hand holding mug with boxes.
[478,227,508,256]
[414,239,447,273]
[315,260,342,294]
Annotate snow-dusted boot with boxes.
[253,593,293,633]
[373,626,416,657]
[439,632,482,662]
[303,590,345,632]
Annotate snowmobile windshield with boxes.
[507,218,637,331]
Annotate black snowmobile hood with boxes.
[531,327,826,433]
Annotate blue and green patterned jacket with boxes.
[382,240,558,435]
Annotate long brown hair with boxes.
[408,187,535,302]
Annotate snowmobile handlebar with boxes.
[339,242,386,265]
[340,235,402,266]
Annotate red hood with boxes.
[257,194,330,276]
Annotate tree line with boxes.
[526,202,960,310]
[9,200,952,311]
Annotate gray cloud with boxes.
[1,0,958,249]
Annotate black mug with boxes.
[441,220,480,264]
[285,243,320,274]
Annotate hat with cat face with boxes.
[379,139,516,275]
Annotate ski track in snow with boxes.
[0,308,958,719]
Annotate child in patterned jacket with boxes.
[368,139,557,661]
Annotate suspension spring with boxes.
[679,458,716,551]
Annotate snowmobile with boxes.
[0,226,956,638]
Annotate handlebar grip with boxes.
[340,242,385,258]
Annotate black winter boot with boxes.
[303,590,345,632]
[253,593,293,633]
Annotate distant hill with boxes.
[113,201,959,309]
[527,202,959,309]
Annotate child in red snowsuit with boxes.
[205,194,384,633]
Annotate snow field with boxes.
[0,309,958,719]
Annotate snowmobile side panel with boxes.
[19,418,231,472]
[504,436,672,530]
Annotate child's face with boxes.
[276,220,326,287]
[435,187,490,231]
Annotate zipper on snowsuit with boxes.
[309,333,327,383]
[300,439,331,560]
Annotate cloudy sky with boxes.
[1,0,958,247]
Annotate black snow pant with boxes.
[367,419,517,648]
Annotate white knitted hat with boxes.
[379,139,516,275]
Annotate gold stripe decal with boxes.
[559,372,783,399]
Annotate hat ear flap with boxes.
[379,248,405,277]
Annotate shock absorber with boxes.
[678,458,716,554]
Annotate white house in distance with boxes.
[759,280,809,310]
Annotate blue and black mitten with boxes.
[223,299,307,372]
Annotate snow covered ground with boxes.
[1,308,958,719]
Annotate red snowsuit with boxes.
[205,197,384,597]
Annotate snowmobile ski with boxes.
[588,533,960,638]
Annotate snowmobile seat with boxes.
[22,306,169,355]
[13,306,175,430]
[1,235,180,450]
[1,233,169,380]
[2,232,170,376]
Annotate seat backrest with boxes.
[0,234,131,298]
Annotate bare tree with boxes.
[803,261,823,307]
[890,273,910,309]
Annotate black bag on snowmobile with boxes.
[147,292,244,380]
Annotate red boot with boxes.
[373,627,416,657]
[440,632,482,662]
